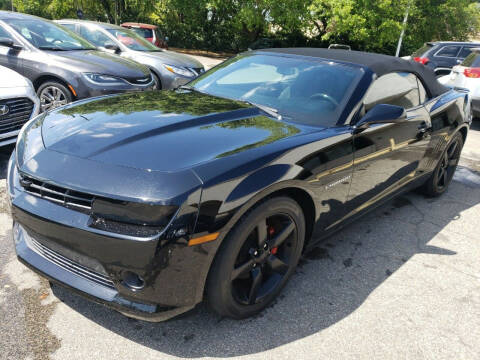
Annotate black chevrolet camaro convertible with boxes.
[7,49,470,321]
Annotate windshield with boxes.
[462,52,480,67]
[189,54,363,126]
[5,19,95,51]
[130,27,153,38]
[107,28,159,51]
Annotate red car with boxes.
[120,22,168,49]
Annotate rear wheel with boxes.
[207,197,305,319]
[37,81,72,112]
[420,132,463,197]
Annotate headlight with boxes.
[163,64,195,77]
[82,73,128,86]
[16,113,46,168]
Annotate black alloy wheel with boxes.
[436,139,460,190]
[207,197,305,319]
[231,213,297,305]
[421,132,463,197]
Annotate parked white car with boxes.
[438,48,480,118]
[0,65,39,146]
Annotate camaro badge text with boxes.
[325,175,351,190]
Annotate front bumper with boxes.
[14,223,194,321]
[0,85,40,147]
[154,68,193,90]
[7,152,219,322]
[75,76,155,100]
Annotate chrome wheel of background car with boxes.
[231,214,298,305]
[40,86,69,112]
[436,136,462,190]
[152,73,161,90]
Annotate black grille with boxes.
[189,67,205,76]
[0,98,34,135]
[27,235,115,289]
[20,174,95,212]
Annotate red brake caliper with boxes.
[268,226,278,255]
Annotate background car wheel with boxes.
[207,196,305,319]
[420,132,463,197]
[151,72,162,90]
[37,81,73,112]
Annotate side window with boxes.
[60,23,76,32]
[458,46,474,59]
[364,72,420,111]
[0,25,14,41]
[79,25,111,47]
[436,46,460,57]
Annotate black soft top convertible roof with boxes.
[261,48,449,97]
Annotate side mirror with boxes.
[0,37,22,50]
[354,104,406,133]
[104,42,120,53]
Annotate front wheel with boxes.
[151,72,161,90]
[37,81,73,112]
[207,197,305,319]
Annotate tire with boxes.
[420,132,463,197]
[207,196,305,319]
[151,72,162,90]
[37,81,73,112]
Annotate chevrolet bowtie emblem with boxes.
[0,105,9,116]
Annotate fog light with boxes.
[122,271,145,290]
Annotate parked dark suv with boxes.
[0,11,154,112]
[411,41,480,76]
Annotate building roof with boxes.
[260,48,449,97]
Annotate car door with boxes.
[342,72,431,219]
[0,24,23,74]
[434,45,461,69]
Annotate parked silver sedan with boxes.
[0,65,39,147]
[56,20,205,90]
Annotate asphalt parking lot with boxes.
[1,59,480,359]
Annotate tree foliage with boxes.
[8,0,480,55]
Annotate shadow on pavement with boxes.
[49,165,480,358]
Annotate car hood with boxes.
[41,90,305,172]
[134,50,204,68]
[46,50,150,79]
[0,65,30,88]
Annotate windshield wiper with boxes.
[243,101,282,120]
[177,85,207,94]
[38,46,67,51]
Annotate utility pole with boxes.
[114,0,119,25]
[395,0,413,57]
